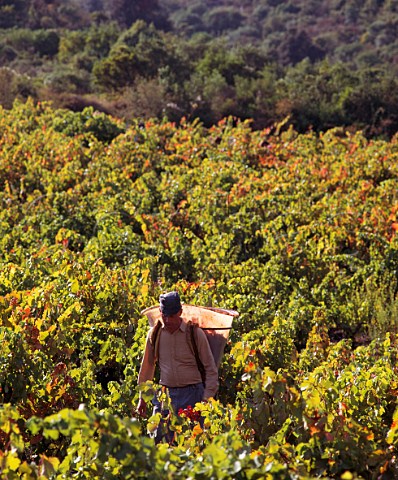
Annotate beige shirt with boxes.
[138,319,219,400]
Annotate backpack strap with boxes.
[148,320,162,361]
[187,321,206,383]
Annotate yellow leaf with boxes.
[39,324,56,342]
[141,284,149,298]
[45,456,60,469]
[18,461,35,474]
[141,268,150,282]
[39,454,60,476]
[192,424,203,437]
[55,384,66,401]
[341,472,353,480]
[6,452,21,471]
[70,279,79,294]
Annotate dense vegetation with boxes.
[0,101,398,478]
[1,2,398,477]
[1,0,398,137]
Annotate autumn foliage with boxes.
[0,101,398,478]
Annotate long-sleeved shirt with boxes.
[137,319,219,400]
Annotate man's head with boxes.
[159,291,182,316]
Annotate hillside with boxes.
[0,0,398,136]
[0,102,398,477]
[165,0,398,67]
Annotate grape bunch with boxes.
[178,405,201,422]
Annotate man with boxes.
[136,291,218,442]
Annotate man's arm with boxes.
[136,331,156,417]
[195,329,219,400]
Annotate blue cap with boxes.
[159,291,182,316]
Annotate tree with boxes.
[276,60,357,132]
[0,0,29,28]
[203,7,245,35]
[0,67,36,108]
[93,44,139,90]
[102,0,170,29]
[26,0,89,29]
[33,30,60,57]
[93,21,180,90]
[342,68,398,137]
[277,29,326,66]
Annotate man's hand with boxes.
[136,397,147,417]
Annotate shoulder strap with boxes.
[187,321,206,383]
[149,320,162,361]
